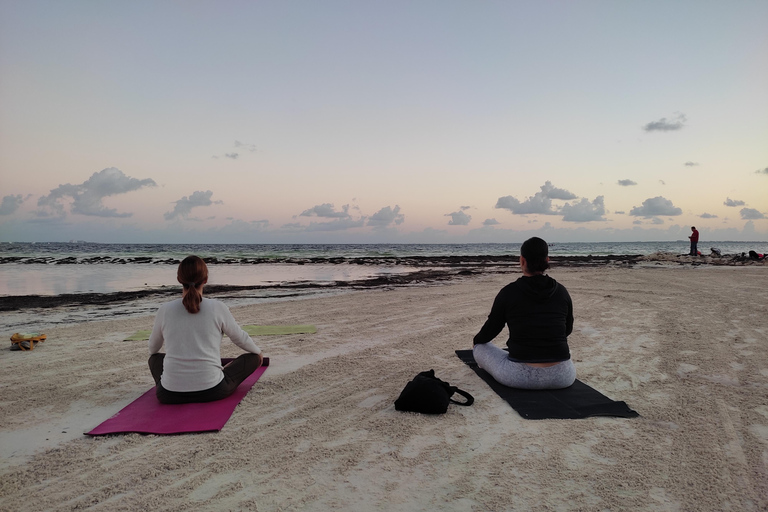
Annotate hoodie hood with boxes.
[517,274,559,300]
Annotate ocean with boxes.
[1,240,765,332]
[1,241,764,297]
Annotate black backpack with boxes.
[395,370,474,414]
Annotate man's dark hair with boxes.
[521,237,549,273]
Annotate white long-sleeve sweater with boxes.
[148,297,262,392]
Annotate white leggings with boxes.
[472,343,576,390]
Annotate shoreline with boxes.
[2,252,765,312]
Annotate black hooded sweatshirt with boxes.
[473,274,573,363]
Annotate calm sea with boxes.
[0,241,764,297]
[1,241,765,331]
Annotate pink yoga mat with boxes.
[86,357,269,436]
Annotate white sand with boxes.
[1,266,767,511]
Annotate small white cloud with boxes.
[684,162,699,167]
[540,181,578,200]
[225,153,239,159]
[495,181,576,215]
[629,196,682,217]
[164,190,223,220]
[37,167,156,218]
[561,196,607,222]
[367,205,404,228]
[740,208,765,220]
[0,194,25,215]
[483,218,500,226]
[617,179,637,187]
[300,203,351,218]
[724,197,745,207]
[445,210,471,226]
[700,213,718,219]
[643,112,687,132]
[755,167,768,175]
[234,140,257,152]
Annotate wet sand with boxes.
[1,262,767,511]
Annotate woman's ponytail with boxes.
[177,256,208,314]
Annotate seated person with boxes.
[472,237,576,390]
[148,255,264,404]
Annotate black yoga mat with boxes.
[455,350,639,420]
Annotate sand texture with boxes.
[1,266,767,511]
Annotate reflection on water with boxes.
[0,263,416,296]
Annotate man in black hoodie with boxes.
[472,237,576,389]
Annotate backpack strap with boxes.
[448,387,474,406]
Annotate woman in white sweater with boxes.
[148,255,264,404]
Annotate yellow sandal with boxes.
[10,333,47,351]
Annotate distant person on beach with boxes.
[689,226,700,256]
[472,237,576,389]
[148,255,263,404]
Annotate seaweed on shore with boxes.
[5,252,763,312]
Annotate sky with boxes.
[1,0,766,244]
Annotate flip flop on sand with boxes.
[10,333,47,351]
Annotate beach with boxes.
[1,263,767,511]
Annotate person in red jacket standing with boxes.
[689,226,700,256]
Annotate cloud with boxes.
[614,211,625,215]
[445,210,471,226]
[643,112,687,132]
[460,205,471,210]
[0,195,24,215]
[540,181,578,200]
[37,167,156,218]
[684,162,699,167]
[740,208,765,220]
[700,213,718,219]
[629,196,682,217]
[290,202,367,232]
[755,167,768,175]
[617,179,637,187]
[723,197,745,207]
[224,153,239,159]
[367,205,404,228]
[659,180,666,185]
[304,218,365,232]
[561,196,607,222]
[234,140,257,152]
[300,203,351,218]
[164,190,223,220]
[483,218,500,226]
[651,217,665,224]
[495,181,577,215]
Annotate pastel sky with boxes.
[1,1,766,244]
